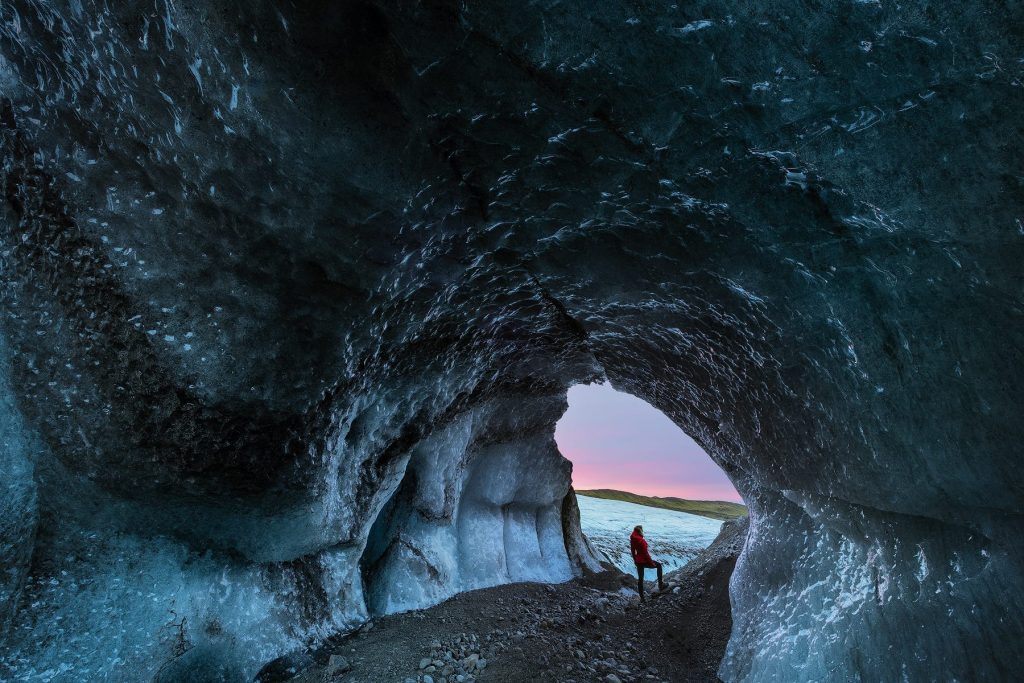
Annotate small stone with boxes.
[422,676,434,683]
[604,675,622,683]
[419,658,431,670]
[326,655,351,675]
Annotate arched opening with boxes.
[555,382,746,575]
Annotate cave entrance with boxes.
[555,383,745,574]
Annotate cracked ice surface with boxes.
[0,0,1022,680]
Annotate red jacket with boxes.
[630,530,653,566]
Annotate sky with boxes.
[554,383,743,503]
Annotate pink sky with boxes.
[554,383,743,503]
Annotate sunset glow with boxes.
[555,383,742,503]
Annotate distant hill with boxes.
[576,488,747,521]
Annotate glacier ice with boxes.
[0,0,1022,681]
[360,393,580,615]
[576,495,725,575]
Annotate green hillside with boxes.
[576,488,747,521]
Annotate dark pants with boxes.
[636,561,663,600]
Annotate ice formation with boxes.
[0,0,1021,681]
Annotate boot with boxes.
[637,578,645,603]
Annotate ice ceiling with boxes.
[1,0,1022,681]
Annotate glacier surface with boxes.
[0,0,1021,681]
[576,495,725,575]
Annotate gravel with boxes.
[271,519,747,683]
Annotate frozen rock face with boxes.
[0,0,1022,681]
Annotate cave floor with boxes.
[282,547,736,683]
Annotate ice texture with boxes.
[0,335,36,636]
[0,0,1022,681]
[576,495,725,575]
[360,394,580,615]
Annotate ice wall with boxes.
[361,393,580,615]
[0,333,37,636]
[0,0,1022,681]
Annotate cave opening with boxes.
[555,382,746,575]
[353,379,747,620]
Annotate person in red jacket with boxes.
[630,525,664,602]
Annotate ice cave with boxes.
[0,0,1021,681]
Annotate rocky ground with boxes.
[258,518,748,683]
